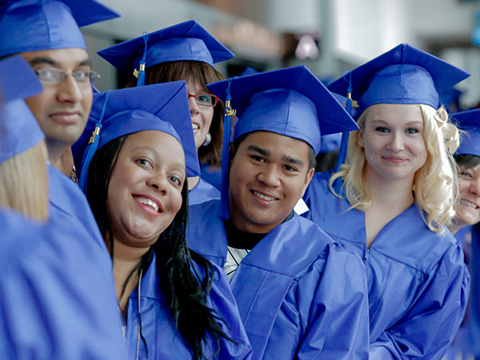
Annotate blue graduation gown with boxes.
[187,199,370,360]
[0,204,127,359]
[189,177,220,206]
[123,252,252,359]
[303,171,470,359]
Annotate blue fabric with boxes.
[189,177,220,206]
[0,0,119,57]
[123,252,252,359]
[200,162,221,191]
[448,225,480,357]
[187,199,370,360]
[303,171,470,359]
[0,55,44,163]
[97,20,234,76]
[327,43,470,117]
[452,108,480,157]
[0,169,127,359]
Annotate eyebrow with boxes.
[247,145,270,157]
[282,154,304,167]
[247,144,304,166]
[29,57,92,68]
[135,146,186,170]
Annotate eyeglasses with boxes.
[35,67,100,86]
[187,93,219,107]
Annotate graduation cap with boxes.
[73,81,200,192]
[206,65,359,218]
[328,43,470,115]
[452,108,480,157]
[0,0,120,57]
[97,20,235,86]
[327,43,470,191]
[0,56,44,163]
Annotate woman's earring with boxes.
[203,133,212,146]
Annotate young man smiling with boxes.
[187,66,370,359]
[0,1,128,357]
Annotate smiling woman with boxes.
[73,82,251,360]
[303,43,471,359]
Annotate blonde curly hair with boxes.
[329,104,459,233]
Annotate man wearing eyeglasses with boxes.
[0,1,129,358]
[21,50,96,177]
[0,0,110,179]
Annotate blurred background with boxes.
[83,0,480,111]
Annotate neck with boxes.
[188,175,200,190]
[366,169,415,211]
[448,219,463,235]
[48,145,73,176]
[110,237,151,316]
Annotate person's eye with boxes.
[73,70,89,80]
[375,127,389,133]
[406,128,420,134]
[459,171,472,178]
[169,176,183,186]
[283,165,296,172]
[136,158,153,168]
[35,68,61,83]
[250,155,265,163]
[197,94,212,104]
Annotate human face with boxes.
[359,104,427,186]
[107,131,185,249]
[21,48,93,161]
[455,163,480,229]
[229,131,314,234]
[186,78,214,150]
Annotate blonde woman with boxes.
[303,44,470,359]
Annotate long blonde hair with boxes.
[330,104,459,233]
[0,141,49,221]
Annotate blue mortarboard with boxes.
[207,65,359,218]
[0,56,44,163]
[240,66,259,77]
[0,0,120,57]
[328,43,470,116]
[328,43,470,191]
[73,81,200,192]
[452,109,480,157]
[97,20,235,86]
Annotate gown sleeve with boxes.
[369,243,470,360]
[296,243,370,360]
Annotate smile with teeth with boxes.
[135,196,159,212]
[253,190,276,201]
[192,123,199,132]
[460,198,479,209]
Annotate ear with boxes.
[301,167,315,197]
[358,128,365,148]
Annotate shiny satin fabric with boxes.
[187,199,370,359]
[303,171,470,359]
[0,167,127,359]
[122,252,252,359]
[188,177,220,206]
